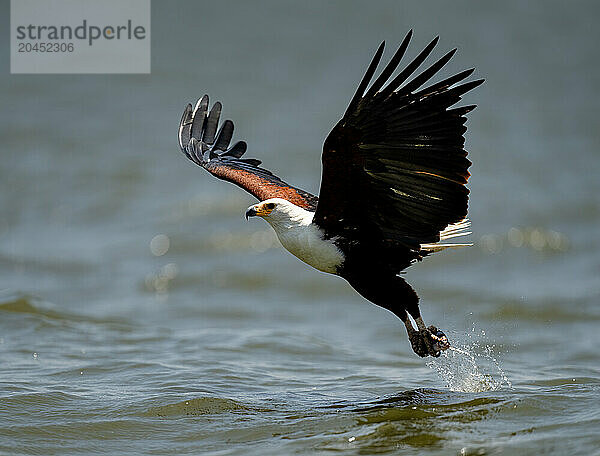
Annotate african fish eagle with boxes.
[177,31,482,357]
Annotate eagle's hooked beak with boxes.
[246,202,274,219]
[245,206,257,220]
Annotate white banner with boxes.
[10,0,151,74]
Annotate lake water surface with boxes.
[1,1,599,454]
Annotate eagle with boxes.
[177,31,482,358]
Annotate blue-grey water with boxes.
[1,1,599,454]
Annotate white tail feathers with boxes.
[439,219,471,241]
[420,219,472,252]
[419,242,472,252]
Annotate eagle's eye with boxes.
[265,202,276,210]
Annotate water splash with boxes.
[426,327,512,393]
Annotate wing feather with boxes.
[314,32,482,250]
[178,95,318,210]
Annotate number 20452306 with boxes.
[18,42,74,52]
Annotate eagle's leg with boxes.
[400,312,429,357]
[344,271,449,358]
[393,281,449,358]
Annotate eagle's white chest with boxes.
[272,222,344,274]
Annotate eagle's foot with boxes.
[427,325,450,352]
[406,319,450,358]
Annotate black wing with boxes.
[314,31,482,248]
[178,95,318,210]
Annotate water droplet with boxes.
[529,229,546,251]
[160,263,178,280]
[480,234,502,254]
[153,276,169,292]
[547,230,568,251]
[150,234,170,256]
[507,227,524,247]
[426,326,512,392]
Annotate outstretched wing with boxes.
[314,31,482,249]
[178,95,318,211]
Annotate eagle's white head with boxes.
[245,198,313,230]
[245,198,343,274]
